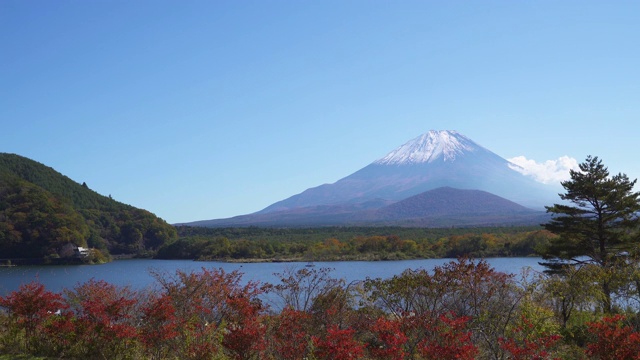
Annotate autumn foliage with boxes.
[1,259,639,359]
[313,324,365,360]
[585,315,640,360]
[368,316,408,360]
[499,314,562,360]
[416,312,477,360]
[0,281,67,351]
[269,307,312,359]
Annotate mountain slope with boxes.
[372,187,548,226]
[188,130,558,228]
[189,187,547,227]
[260,130,557,213]
[0,153,177,260]
[376,187,534,219]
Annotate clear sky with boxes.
[2,1,639,224]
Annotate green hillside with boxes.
[0,153,176,262]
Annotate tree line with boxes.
[158,228,555,261]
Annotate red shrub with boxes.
[586,315,640,360]
[417,312,478,360]
[313,324,365,360]
[499,315,561,360]
[368,316,408,360]
[222,295,267,360]
[271,307,312,360]
[140,293,181,359]
[0,281,67,350]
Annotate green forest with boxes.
[161,225,554,261]
[0,153,177,263]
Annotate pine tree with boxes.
[541,156,640,312]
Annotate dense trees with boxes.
[0,178,89,259]
[0,153,177,261]
[159,226,556,262]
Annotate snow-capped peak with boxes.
[374,130,478,165]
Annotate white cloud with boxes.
[507,155,579,184]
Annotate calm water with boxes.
[0,258,544,296]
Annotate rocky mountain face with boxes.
[188,130,556,227]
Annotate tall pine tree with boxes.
[542,156,640,312]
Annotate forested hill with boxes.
[0,153,176,262]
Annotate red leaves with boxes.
[0,281,67,350]
[367,311,477,360]
[270,307,312,360]
[67,279,139,340]
[499,315,562,360]
[313,324,365,360]
[140,293,181,358]
[0,281,66,328]
[12,260,640,359]
[153,267,264,359]
[368,316,408,360]
[222,295,267,360]
[416,312,478,360]
[586,315,640,360]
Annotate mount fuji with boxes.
[187,130,557,227]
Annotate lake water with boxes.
[0,257,545,296]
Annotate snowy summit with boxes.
[375,130,478,165]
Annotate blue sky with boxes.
[2,1,639,223]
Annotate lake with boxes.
[0,257,545,297]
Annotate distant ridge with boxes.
[185,186,547,227]
[376,187,534,219]
[371,187,548,227]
